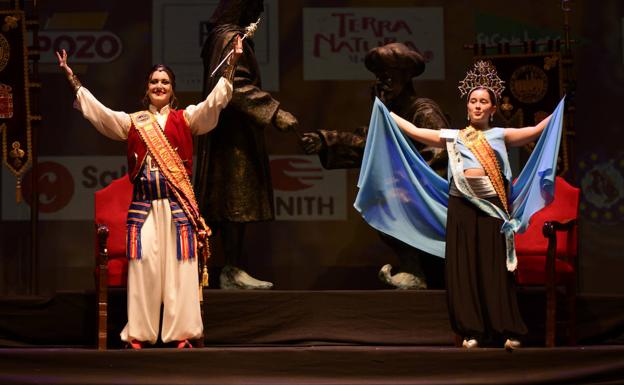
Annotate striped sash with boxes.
[126,165,197,260]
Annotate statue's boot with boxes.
[378,264,427,290]
[219,265,273,290]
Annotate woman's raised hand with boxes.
[55,49,73,78]
[230,35,243,66]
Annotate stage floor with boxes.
[1,345,623,384]
[1,290,623,348]
[1,290,623,384]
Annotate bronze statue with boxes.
[196,0,298,289]
[300,43,448,289]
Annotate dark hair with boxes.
[467,87,497,106]
[142,64,178,109]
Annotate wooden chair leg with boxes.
[544,221,558,348]
[97,289,107,350]
[96,225,109,350]
[545,283,556,347]
[567,281,577,346]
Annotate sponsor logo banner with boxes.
[303,7,444,80]
[475,12,563,52]
[2,156,127,221]
[38,30,122,64]
[152,0,280,92]
[36,12,123,67]
[3,155,348,222]
[270,155,347,221]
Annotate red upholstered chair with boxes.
[94,176,133,350]
[515,176,579,347]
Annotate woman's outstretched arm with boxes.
[504,114,552,147]
[56,49,130,141]
[390,111,445,148]
[187,35,242,135]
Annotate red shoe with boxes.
[126,339,144,350]
[176,339,193,349]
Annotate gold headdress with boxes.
[458,60,505,100]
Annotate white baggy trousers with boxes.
[120,199,203,344]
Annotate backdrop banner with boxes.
[0,11,34,203]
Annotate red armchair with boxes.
[94,176,133,350]
[515,176,580,347]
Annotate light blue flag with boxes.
[355,96,565,258]
[510,97,566,234]
[355,98,448,257]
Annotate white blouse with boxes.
[74,76,233,140]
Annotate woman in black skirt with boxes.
[388,61,556,349]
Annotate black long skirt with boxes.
[445,195,527,341]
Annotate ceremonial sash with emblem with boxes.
[128,111,211,265]
[459,126,509,215]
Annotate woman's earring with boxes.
[490,114,494,122]
[467,113,470,121]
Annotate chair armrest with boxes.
[542,219,577,238]
[542,219,577,287]
[96,224,110,267]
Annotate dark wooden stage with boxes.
[1,345,624,384]
[1,290,623,384]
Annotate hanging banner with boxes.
[1,156,127,221]
[270,155,347,221]
[1,155,347,221]
[152,0,280,92]
[475,12,564,53]
[476,53,569,174]
[0,10,33,203]
[303,7,444,80]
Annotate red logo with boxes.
[22,162,75,213]
[270,158,322,191]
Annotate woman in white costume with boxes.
[56,36,242,349]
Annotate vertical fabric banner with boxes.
[0,10,33,202]
[476,53,568,174]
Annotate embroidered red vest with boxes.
[126,109,193,181]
